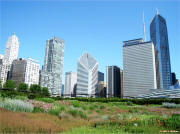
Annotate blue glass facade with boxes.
[150,13,171,89]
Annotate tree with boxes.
[30,84,41,93]
[3,80,16,90]
[17,83,28,92]
[41,87,50,96]
[0,80,2,89]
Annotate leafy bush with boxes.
[33,106,45,113]
[30,84,41,93]
[165,114,180,129]
[3,80,16,90]
[162,102,180,108]
[0,98,34,112]
[14,95,28,101]
[35,97,55,103]
[17,83,28,92]
[48,106,65,116]
[99,105,105,109]
[41,87,50,97]
[71,100,80,107]
[68,109,87,119]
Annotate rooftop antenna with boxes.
[143,11,146,42]
[156,8,159,15]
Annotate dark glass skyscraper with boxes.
[150,12,171,89]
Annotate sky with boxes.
[0,0,180,83]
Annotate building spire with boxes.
[143,11,146,42]
[156,8,159,15]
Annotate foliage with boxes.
[14,95,28,101]
[162,102,180,108]
[35,97,55,103]
[33,106,45,113]
[30,84,41,93]
[3,80,16,90]
[0,80,2,89]
[68,109,87,119]
[41,87,50,97]
[165,114,180,129]
[48,105,65,116]
[0,98,33,112]
[17,83,28,92]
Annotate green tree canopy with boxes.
[41,87,50,96]
[0,80,2,89]
[30,84,41,93]
[17,83,28,91]
[3,80,16,90]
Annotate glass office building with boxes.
[40,37,64,96]
[76,53,98,97]
[150,12,171,89]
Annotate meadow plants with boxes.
[0,98,33,112]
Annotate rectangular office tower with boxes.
[123,39,157,98]
[106,66,123,98]
[150,12,171,89]
[64,72,77,97]
[76,53,98,97]
[9,58,40,86]
[40,37,64,96]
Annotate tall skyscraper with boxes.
[106,66,123,98]
[150,11,171,89]
[123,39,157,98]
[0,33,19,84]
[98,71,104,82]
[40,37,64,96]
[9,58,40,86]
[65,72,77,97]
[76,52,98,97]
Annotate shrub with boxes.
[33,106,45,113]
[165,114,180,129]
[71,101,80,107]
[100,105,105,109]
[41,87,50,97]
[30,84,41,93]
[14,95,28,101]
[35,97,55,103]
[68,109,87,119]
[48,106,65,116]
[162,102,180,108]
[17,83,28,92]
[3,80,16,90]
[0,98,34,112]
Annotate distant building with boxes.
[98,81,107,97]
[0,33,19,84]
[64,72,77,97]
[98,71,104,82]
[106,66,123,98]
[76,52,98,97]
[171,72,176,85]
[150,11,171,89]
[61,84,64,97]
[40,37,64,96]
[123,39,157,98]
[10,58,40,86]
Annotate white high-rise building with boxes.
[10,58,40,86]
[123,38,157,98]
[65,72,77,97]
[0,33,19,84]
[40,37,64,96]
[76,52,98,97]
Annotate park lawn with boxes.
[0,97,180,133]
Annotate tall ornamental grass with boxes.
[0,98,34,112]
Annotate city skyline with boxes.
[0,0,180,83]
